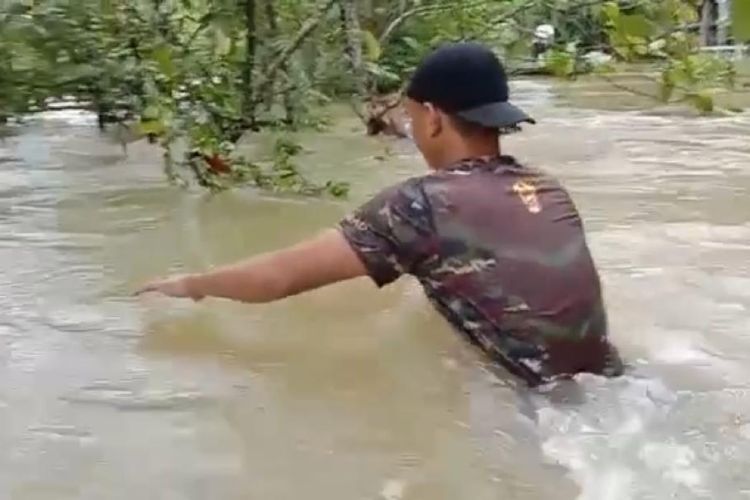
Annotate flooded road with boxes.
[1,80,749,500]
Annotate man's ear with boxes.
[423,102,443,138]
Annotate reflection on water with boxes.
[0,81,749,499]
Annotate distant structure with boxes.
[700,0,732,46]
[699,0,748,59]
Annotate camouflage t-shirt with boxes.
[339,155,623,386]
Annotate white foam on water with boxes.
[531,374,710,500]
[380,479,405,500]
[638,442,702,489]
[34,108,97,126]
[649,336,714,365]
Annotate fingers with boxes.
[133,286,151,297]
[133,275,192,299]
[133,281,162,297]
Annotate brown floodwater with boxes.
[1,78,749,500]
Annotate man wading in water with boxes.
[137,42,623,387]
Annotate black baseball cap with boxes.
[405,42,534,129]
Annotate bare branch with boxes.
[378,0,494,45]
[596,73,662,101]
[252,0,337,101]
[378,4,434,45]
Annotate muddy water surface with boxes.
[1,80,749,499]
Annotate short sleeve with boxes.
[338,178,435,287]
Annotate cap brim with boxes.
[456,101,535,128]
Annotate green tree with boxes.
[1,0,748,191]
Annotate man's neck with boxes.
[433,140,501,170]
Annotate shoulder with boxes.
[338,176,437,286]
[376,175,428,201]
[364,175,430,214]
[343,175,433,234]
[376,175,433,232]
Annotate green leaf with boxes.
[675,1,699,24]
[136,119,166,136]
[626,35,649,56]
[214,29,231,56]
[619,14,653,39]
[659,69,675,102]
[687,91,714,114]
[363,61,400,83]
[593,62,617,74]
[361,30,381,62]
[401,36,421,52]
[601,1,620,23]
[326,181,350,198]
[544,50,576,78]
[142,105,160,120]
[151,44,176,79]
[732,0,750,42]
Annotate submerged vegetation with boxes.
[1,0,748,193]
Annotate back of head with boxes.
[403,42,534,169]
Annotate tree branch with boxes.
[378,4,434,45]
[341,0,367,98]
[185,12,216,49]
[596,73,662,101]
[378,0,493,45]
[252,0,337,102]
[242,0,258,122]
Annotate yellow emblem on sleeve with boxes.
[512,180,542,214]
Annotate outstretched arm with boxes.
[135,228,368,303]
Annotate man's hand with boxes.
[133,229,369,304]
[135,274,205,301]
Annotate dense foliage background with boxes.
[1,0,748,193]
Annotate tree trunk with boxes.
[153,0,172,41]
[700,0,714,46]
[263,0,295,123]
[263,0,278,112]
[242,0,258,126]
[91,86,109,131]
[340,0,367,99]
